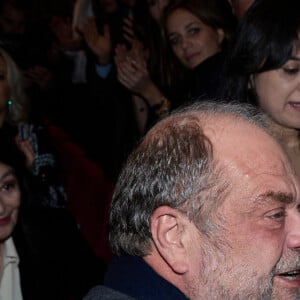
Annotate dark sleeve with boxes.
[14,207,106,300]
[83,285,135,300]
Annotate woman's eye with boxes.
[188,27,200,36]
[282,67,300,75]
[169,36,180,46]
[1,180,17,192]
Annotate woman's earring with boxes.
[7,99,13,114]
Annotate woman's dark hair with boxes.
[221,0,300,103]
[0,127,43,251]
[162,0,236,49]
[0,127,38,210]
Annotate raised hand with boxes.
[114,40,151,96]
[81,17,111,65]
[15,135,35,169]
[115,40,170,115]
[49,16,83,51]
[122,16,136,45]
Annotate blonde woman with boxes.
[0,47,66,208]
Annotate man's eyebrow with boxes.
[290,56,300,61]
[254,191,294,206]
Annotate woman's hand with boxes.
[49,16,83,51]
[15,136,35,170]
[114,41,152,97]
[122,16,136,44]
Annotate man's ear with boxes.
[150,206,190,274]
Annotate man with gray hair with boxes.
[86,102,300,299]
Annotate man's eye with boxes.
[269,211,286,221]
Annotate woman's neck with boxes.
[267,117,300,149]
[267,116,300,177]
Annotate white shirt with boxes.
[0,238,23,300]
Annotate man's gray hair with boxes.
[109,101,270,256]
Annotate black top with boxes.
[192,51,226,101]
[84,285,135,300]
[13,207,105,300]
[104,255,188,300]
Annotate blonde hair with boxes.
[0,48,29,125]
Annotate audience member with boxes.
[0,0,28,34]
[113,0,236,134]
[0,128,104,299]
[221,0,300,176]
[160,0,236,102]
[85,101,300,299]
[0,0,53,97]
[112,0,171,134]
[60,0,145,182]
[115,0,170,129]
[0,46,66,207]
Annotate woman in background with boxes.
[160,0,236,102]
[221,0,300,175]
[0,47,66,207]
[114,0,236,134]
[0,129,104,299]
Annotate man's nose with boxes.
[286,212,300,250]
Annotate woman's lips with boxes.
[186,52,201,61]
[0,214,11,226]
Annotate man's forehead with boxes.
[203,114,299,207]
[203,114,293,176]
[201,114,265,142]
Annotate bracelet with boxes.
[151,96,171,117]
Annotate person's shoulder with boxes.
[84,285,135,300]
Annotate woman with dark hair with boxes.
[160,0,236,102]
[0,129,104,299]
[221,0,300,175]
[113,0,172,133]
